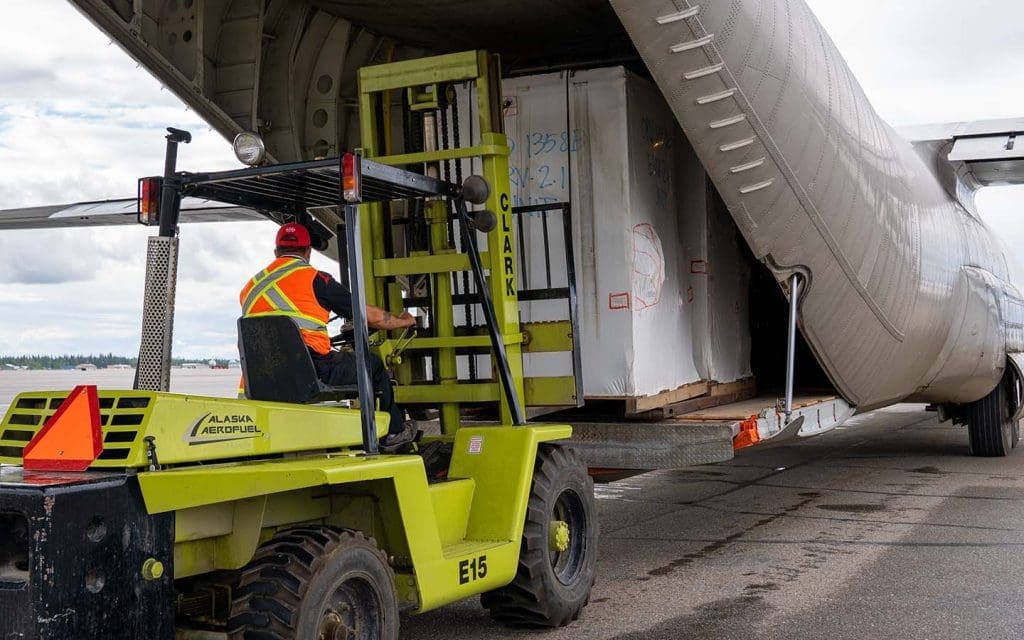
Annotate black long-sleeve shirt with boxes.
[311,271,353,320]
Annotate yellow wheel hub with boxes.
[550,520,570,553]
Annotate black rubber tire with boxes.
[481,444,597,627]
[418,440,454,480]
[967,372,1020,457]
[227,527,399,640]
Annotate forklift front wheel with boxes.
[482,444,597,627]
[227,527,399,640]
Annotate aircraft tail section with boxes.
[609,0,1012,408]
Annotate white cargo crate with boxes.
[501,67,752,402]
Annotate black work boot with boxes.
[380,420,418,452]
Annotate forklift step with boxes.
[441,539,508,560]
[429,478,475,545]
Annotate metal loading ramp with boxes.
[569,395,853,470]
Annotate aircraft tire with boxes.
[481,444,597,627]
[967,371,1019,457]
[227,526,398,640]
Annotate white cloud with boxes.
[807,0,1024,126]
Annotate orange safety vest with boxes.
[239,256,331,355]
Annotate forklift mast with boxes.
[354,51,582,433]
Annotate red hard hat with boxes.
[275,223,311,248]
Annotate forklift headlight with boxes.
[232,132,266,166]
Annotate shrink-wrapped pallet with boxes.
[502,67,752,401]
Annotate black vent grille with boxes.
[0,392,152,464]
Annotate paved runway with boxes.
[401,404,1024,639]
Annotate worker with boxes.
[240,222,417,449]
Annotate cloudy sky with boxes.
[0,0,1023,359]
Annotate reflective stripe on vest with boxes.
[241,257,331,353]
[241,260,307,311]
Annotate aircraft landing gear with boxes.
[966,369,1021,457]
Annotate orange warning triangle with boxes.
[23,385,103,471]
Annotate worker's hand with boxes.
[366,305,417,330]
[394,311,417,328]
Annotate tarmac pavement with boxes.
[401,404,1024,639]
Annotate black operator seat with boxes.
[237,315,360,403]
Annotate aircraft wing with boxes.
[899,117,1024,187]
[0,196,266,230]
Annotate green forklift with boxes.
[0,51,596,639]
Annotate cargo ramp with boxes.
[569,395,853,469]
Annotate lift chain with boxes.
[401,90,437,384]
[438,84,478,380]
[438,86,457,248]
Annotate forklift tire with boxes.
[481,444,597,627]
[227,527,399,640]
[967,370,1020,457]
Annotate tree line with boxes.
[0,354,231,370]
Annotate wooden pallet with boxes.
[625,377,757,418]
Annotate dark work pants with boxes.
[311,349,404,435]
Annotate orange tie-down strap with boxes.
[23,385,104,471]
[732,415,760,451]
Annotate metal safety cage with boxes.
[153,152,461,453]
[174,154,460,213]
